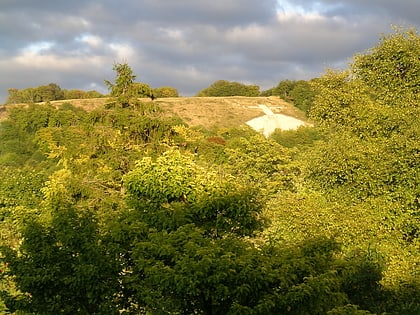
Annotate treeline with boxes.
[4,76,313,114]
[196,79,260,97]
[195,79,315,113]
[6,83,104,104]
[5,82,179,105]
[261,79,316,113]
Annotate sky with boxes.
[0,0,419,103]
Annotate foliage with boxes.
[0,173,120,314]
[6,83,64,104]
[292,27,420,313]
[196,80,260,97]
[305,29,419,249]
[104,63,157,106]
[153,86,179,98]
[327,304,373,315]
[104,62,138,107]
[269,125,324,148]
[222,134,298,193]
[352,27,420,106]
[131,82,153,98]
[5,85,104,104]
[62,89,104,99]
[0,103,92,167]
[111,150,380,314]
[104,63,136,98]
[123,150,264,236]
[263,80,316,113]
[288,80,316,113]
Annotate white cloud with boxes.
[14,51,106,70]
[76,34,103,48]
[24,41,55,54]
[109,42,137,62]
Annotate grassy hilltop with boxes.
[52,96,304,129]
[1,96,304,131]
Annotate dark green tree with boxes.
[37,83,65,101]
[196,80,260,97]
[0,169,121,315]
[111,150,378,314]
[274,79,295,99]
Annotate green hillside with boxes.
[0,28,418,315]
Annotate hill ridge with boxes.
[1,96,307,131]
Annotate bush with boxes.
[196,80,260,97]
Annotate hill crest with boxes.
[1,96,307,131]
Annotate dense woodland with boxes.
[0,29,419,314]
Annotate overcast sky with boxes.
[0,0,419,103]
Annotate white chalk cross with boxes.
[258,104,274,115]
[246,104,307,137]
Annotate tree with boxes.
[62,89,104,99]
[196,80,260,97]
[289,80,316,113]
[6,84,65,104]
[296,27,420,313]
[267,80,316,113]
[307,28,420,207]
[110,150,379,314]
[37,83,65,101]
[0,169,120,315]
[131,82,153,98]
[352,27,419,106]
[5,88,19,104]
[104,62,136,97]
[104,62,137,106]
[153,86,179,98]
[274,79,295,99]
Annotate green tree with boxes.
[307,28,419,210]
[62,89,104,99]
[274,79,295,99]
[197,80,260,97]
[0,169,121,315]
[293,27,420,313]
[153,86,179,98]
[131,82,152,98]
[352,27,419,106]
[37,83,65,101]
[267,80,316,113]
[223,134,297,193]
[289,80,316,113]
[5,88,20,104]
[104,62,136,97]
[104,62,137,106]
[111,150,377,314]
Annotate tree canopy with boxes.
[196,80,260,97]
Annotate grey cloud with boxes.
[284,0,420,23]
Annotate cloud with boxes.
[0,0,418,103]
